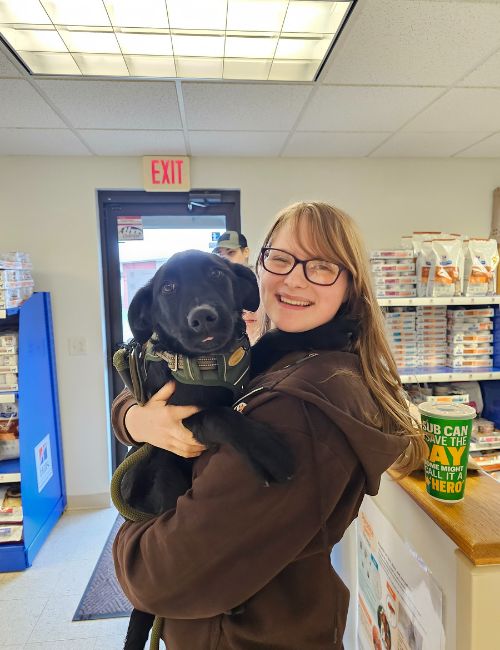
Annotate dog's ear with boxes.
[230,262,260,312]
[128,281,153,344]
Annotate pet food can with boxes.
[418,402,476,503]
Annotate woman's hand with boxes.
[124,382,207,458]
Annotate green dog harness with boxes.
[113,332,251,406]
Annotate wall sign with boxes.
[34,435,53,493]
[143,156,190,191]
[118,216,144,241]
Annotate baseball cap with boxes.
[213,231,248,253]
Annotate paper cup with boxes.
[418,402,476,503]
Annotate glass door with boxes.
[98,190,240,468]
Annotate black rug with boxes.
[73,514,133,621]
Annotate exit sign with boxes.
[143,156,190,191]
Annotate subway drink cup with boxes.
[418,402,476,503]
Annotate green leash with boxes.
[111,443,164,649]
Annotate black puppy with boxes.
[119,249,294,514]
[114,250,294,650]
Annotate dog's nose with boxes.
[187,305,219,332]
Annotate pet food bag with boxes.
[415,240,434,297]
[427,239,462,298]
[463,238,499,297]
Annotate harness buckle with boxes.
[172,353,178,372]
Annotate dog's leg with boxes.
[123,608,155,650]
[184,409,295,484]
[121,448,192,515]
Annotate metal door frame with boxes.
[98,189,241,469]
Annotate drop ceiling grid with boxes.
[322,0,500,87]
[0,1,500,156]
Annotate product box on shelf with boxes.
[0,373,18,392]
[0,485,22,524]
[0,355,18,373]
[0,332,17,353]
[0,398,19,462]
[447,356,493,368]
[0,253,32,270]
[371,250,415,259]
[0,270,33,290]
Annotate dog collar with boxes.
[145,332,252,398]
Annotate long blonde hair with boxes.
[256,201,426,476]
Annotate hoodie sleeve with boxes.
[112,393,360,619]
[111,388,139,446]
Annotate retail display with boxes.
[0,292,65,568]
[370,250,417,298]
[374,234,499,299]
[0,253,34,310]
[376,233,500,483]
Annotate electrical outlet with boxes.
[68,336,88,356]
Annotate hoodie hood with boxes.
[246,350,409,495]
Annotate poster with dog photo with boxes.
[357,498,444,650]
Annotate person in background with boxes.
[112,201,426,650]
[213,230,250,266]
[214,230,260,343]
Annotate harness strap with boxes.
[145,333,251,398]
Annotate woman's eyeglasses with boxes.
[260,248,344,286]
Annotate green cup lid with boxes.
[418,401,476,420]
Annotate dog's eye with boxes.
[209,269,224,280]
[161,281,176,294]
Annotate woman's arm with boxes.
[111,382,206,457]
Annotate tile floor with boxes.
[0,507,130,648]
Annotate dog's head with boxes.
[128,249,259,355]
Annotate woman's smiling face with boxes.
[259,222,349,333]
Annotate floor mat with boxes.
[73,514,133,621]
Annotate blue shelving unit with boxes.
[0,292,66,572]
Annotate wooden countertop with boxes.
[389,469,500,566]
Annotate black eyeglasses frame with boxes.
[260,247,345,287]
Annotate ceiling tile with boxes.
[459,50,500,87]
[296,86,443,132]
[0,128,91,155]
[322,0,500,86]
[0,79,66,127]
[456,133,500,158]
[283,132,389,157]
[77,129,186,155]
[188,131,288,156]
[0,48,22,78]
[33,80,182,129]
[182,82,312,130]
[371,131,493,158]
[404,88,500,132]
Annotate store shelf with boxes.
[398,367,500,383]
[379,296,500,307]
[0,458,20,483]
[0,293,65,572]
[0,307,20,319]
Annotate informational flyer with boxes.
[34,434,53,493]
[357,498,444,650]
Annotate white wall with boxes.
[1,155,500,504]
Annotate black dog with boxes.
[113,249,294,650]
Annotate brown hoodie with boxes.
[112,350,408,650]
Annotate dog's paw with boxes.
[239,427,295,484]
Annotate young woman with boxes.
[112,201,425,650]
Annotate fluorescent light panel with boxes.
[0,0,353,80]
